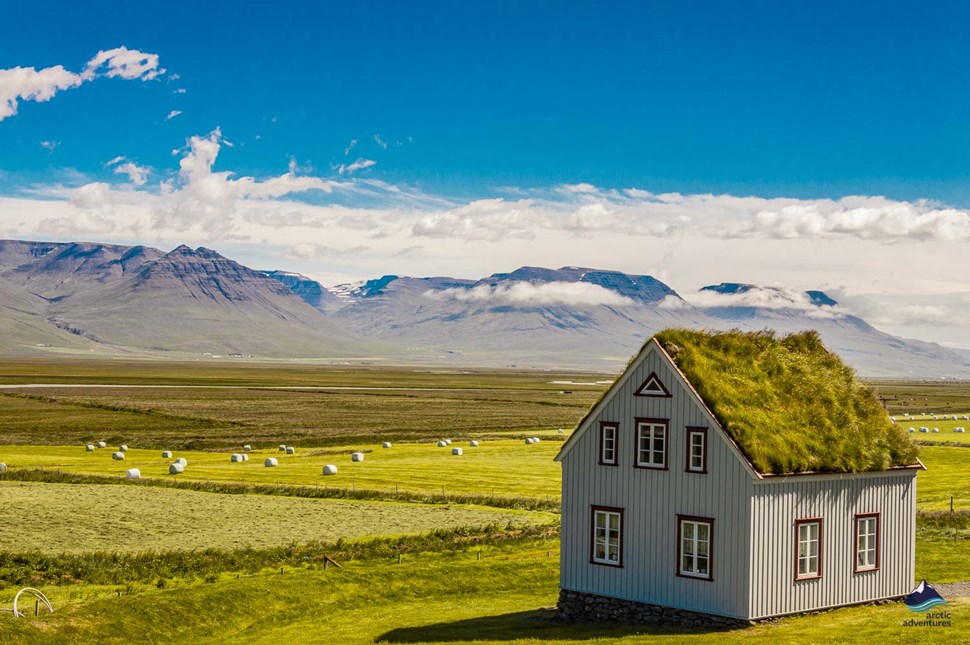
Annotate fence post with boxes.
[951,496,954,514]
[35,600,39,617]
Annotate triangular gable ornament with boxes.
[634,371,671,397]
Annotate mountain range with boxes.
[1,239,968,377]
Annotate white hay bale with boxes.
[169,463,184,475]
[919,427,929,433]
[890,416,895,421]
[126,468,141,479]
[174,457,188,467]
[352,452,364,462]
[532,437,541,443]
[469,440,479,447]
[241,453,250,461]
[286,446,296,455]
[0,463,6,473]
[445,439,452,445]
[381,442,392,448]
[452,447,463,456]
[933,428,940,433]
[557,428,565,434]
[119,444,128,452]
[437,440,447,447]
[323,464,338,475]
[243,444,252,452]
[525,438,534,445]
[96,441,107,448]
[86,444,95,452]
[279,444,287,452]
[112,451,125,460]
[161,450,172,458]
[908,427,915,433]
[264,457,278,467]
[231,453,243,462]
[955,427,965,433]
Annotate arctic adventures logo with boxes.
[901,580,951,628]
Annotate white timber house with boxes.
[555,330,923,625]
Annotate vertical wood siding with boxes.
[748,472,917,619]
[560,344,754,619]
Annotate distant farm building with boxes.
[555,329,922,625]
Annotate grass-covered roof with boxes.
[654,328,919,475]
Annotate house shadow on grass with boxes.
[375,608,742,642]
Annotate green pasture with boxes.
[0,385,594,448]
[895,412,970,443]
[0,481,551,554]
[872,379,970,415]
[0,439,564,498]
[0,542,966,645]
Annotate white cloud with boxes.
[284,243,369,260]
[113,161,150,186]
[0,47,163,121]
[660,286,841,319]
[174,88,186,94]
[334,158,376,175]
[373,134,387,149]
[40,140,60,153]
[344,139,357,156]
[165,109,182,120]
[81,47,164,81]
[425,281,636,307]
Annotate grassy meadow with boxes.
[0,359,968,643]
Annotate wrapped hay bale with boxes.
[112,451,125,460]
[323,464,338,475]
[161,450,173,458]
[278,444,287,452]
[286,446,296,455]
[169,463,184,475]
[119,445,128,452]
[241,453,250,461]
[174,457,188,467]
[264,457,278,467]
[243,445,252,452]
[96,441,107,448]
[444,439,452,445]
[452,447,463,456]
[469,440,479,447]
[351,452,364,462]
[437,440,447,447]
[231,453,243,462]
[381,442,392,448]
[525,438,534,445]
[126,468,141,479]
[86,444,95,452]
[0,463,7,473]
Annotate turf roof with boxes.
[654,328,920,475]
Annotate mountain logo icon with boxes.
[903,580,947,613]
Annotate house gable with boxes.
[555,338,760,481]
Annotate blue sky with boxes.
[0,1,969,346]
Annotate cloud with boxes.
[373,134,388,149]
[40,140,60,153]
[425,281,636,307]
[344,139,357,156]
[165,109,182,121]
[413,199,539,241]
[113,162,150,186]
[334,158,376,175]
[660,286,842,319]
[174,88,186,94]
[823,288,952,326]
[0,47,163,121]
[284,243,369,260]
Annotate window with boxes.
[591,507,623,566]
[677,516,713,580]
[635,419,667,469]
[599,422,618,466]
[685,427,707,473]
[795,518,823,580]
[855,514,880,572]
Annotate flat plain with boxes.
[0,359,968,644]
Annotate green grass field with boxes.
[0,439,564,498]
[0,361,968,643]
[0,481,552,554]
[0,542,966,645]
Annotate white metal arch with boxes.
[0,587,54,618]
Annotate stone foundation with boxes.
[556,589,748,629]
